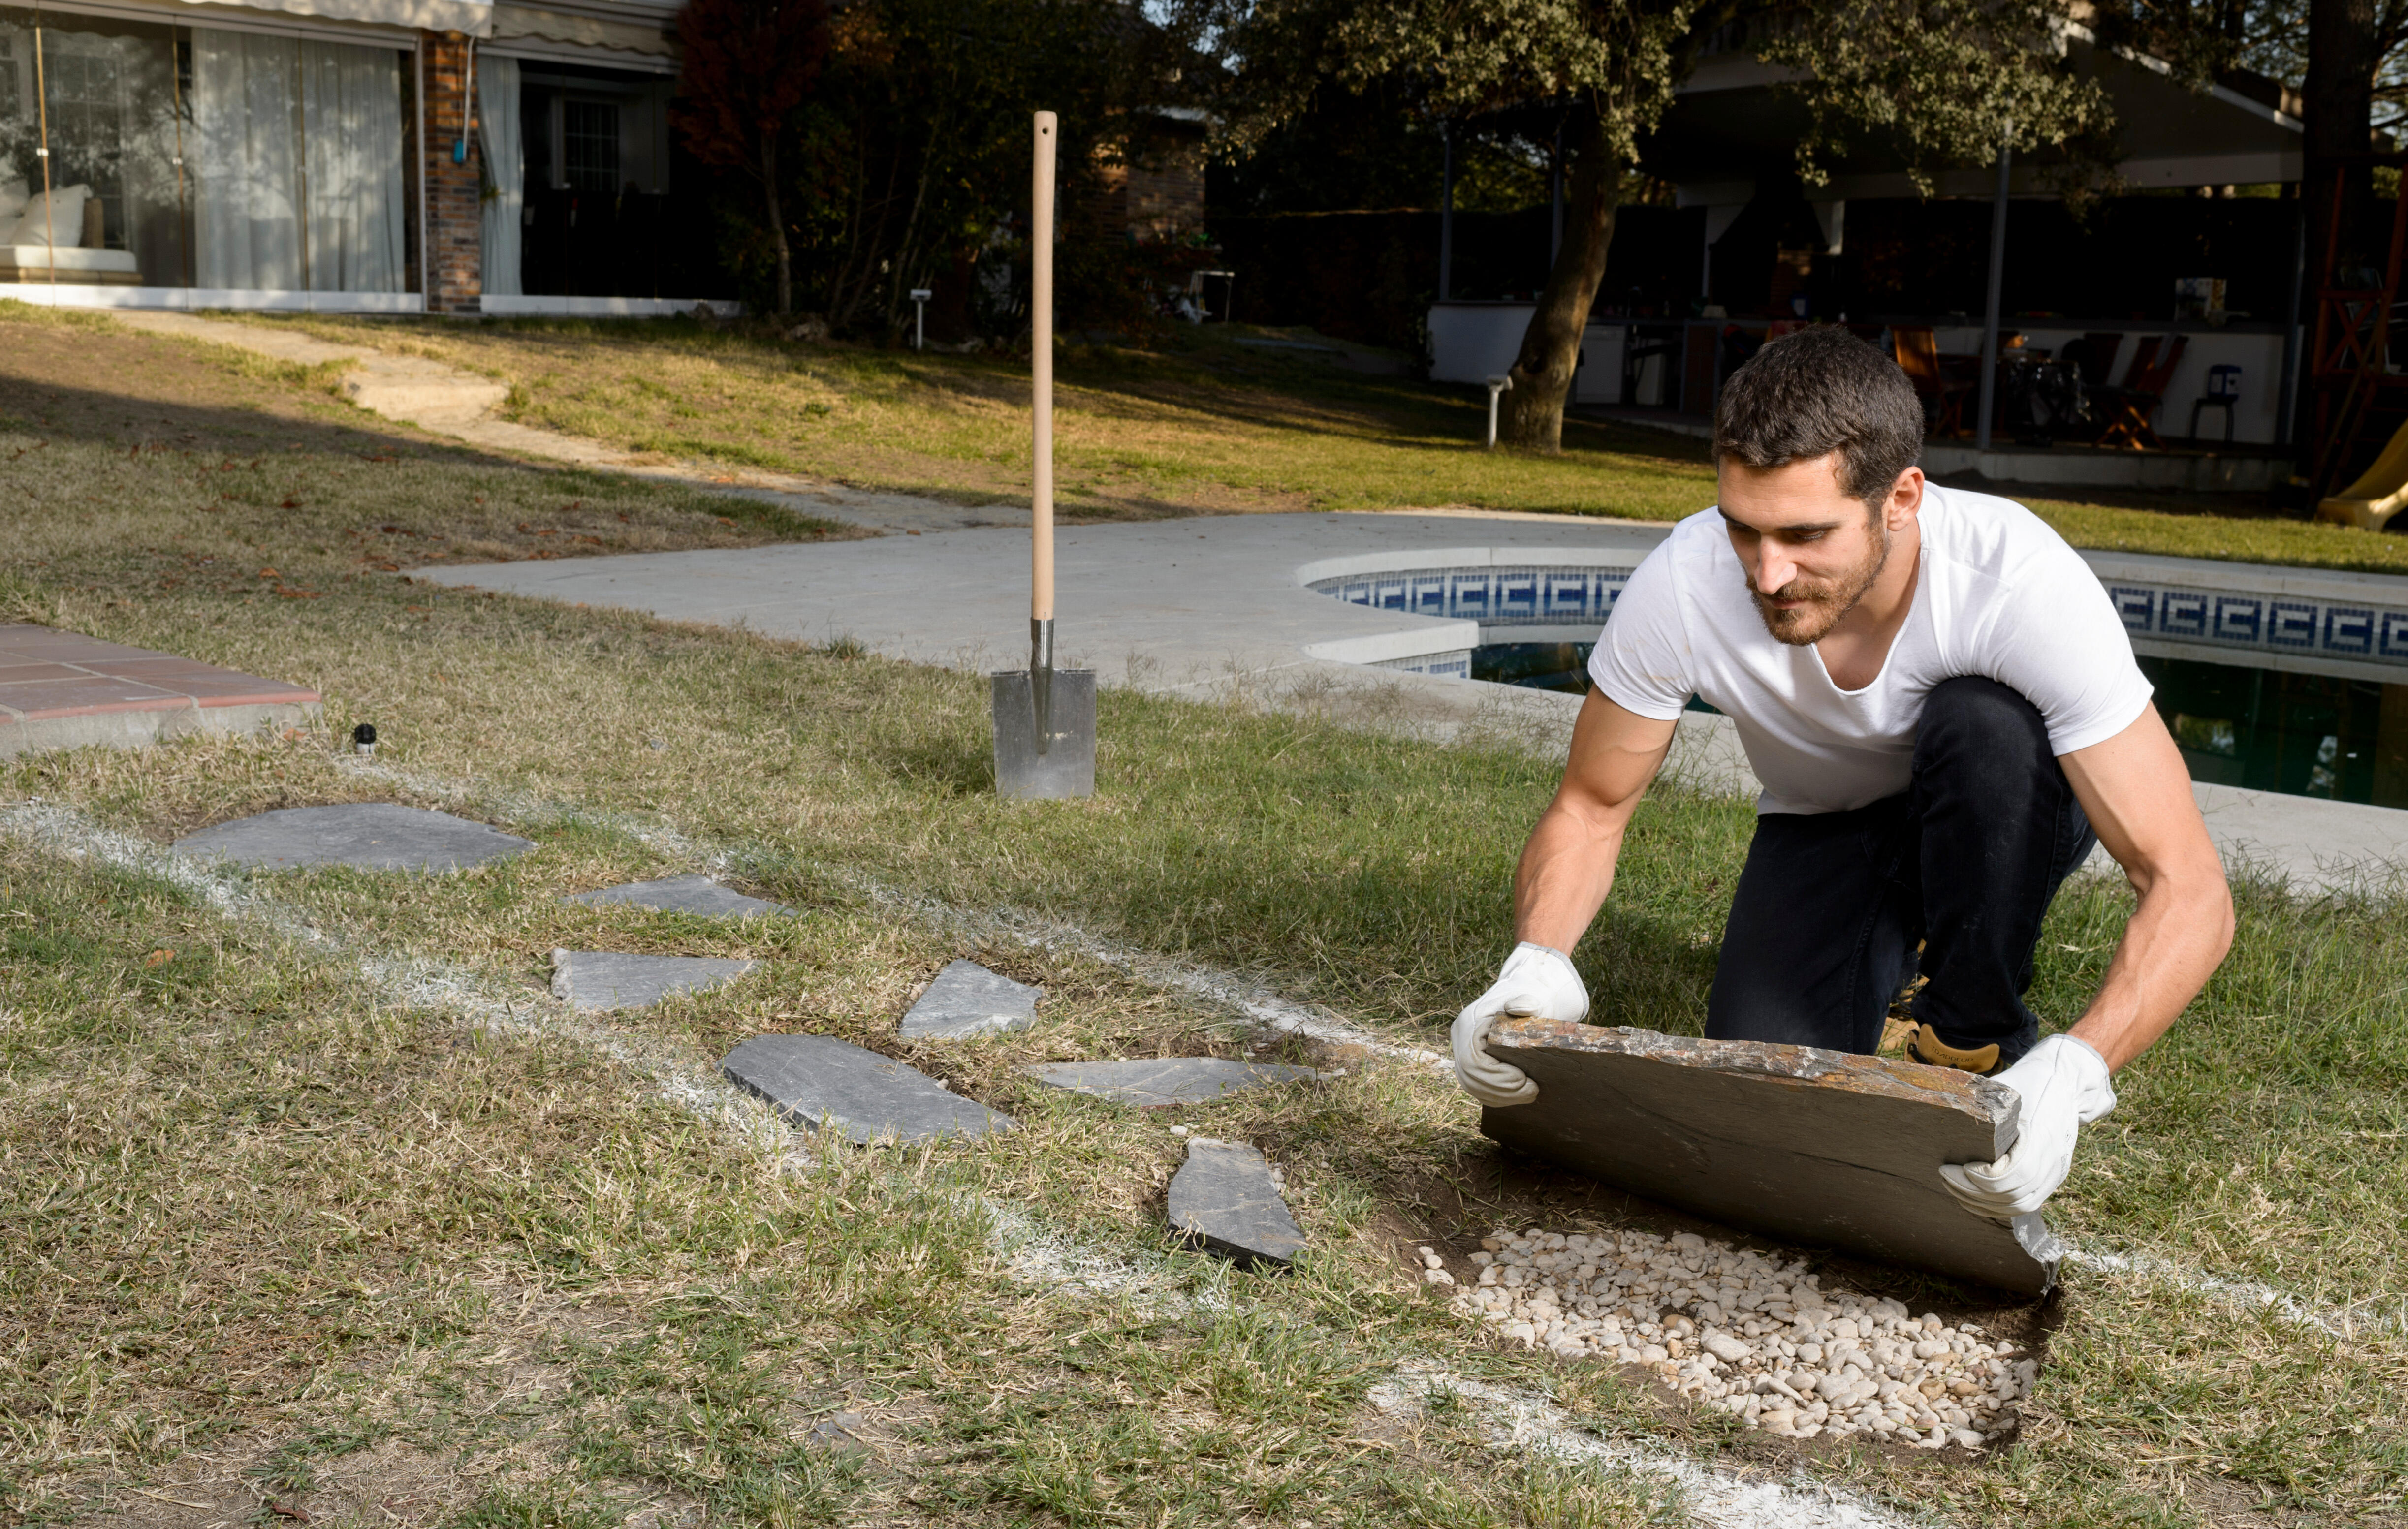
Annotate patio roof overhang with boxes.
[172,0,498,36]
[1647,29,2302,206]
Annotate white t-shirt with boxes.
[1587,483,2153,815]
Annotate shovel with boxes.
[991,108,1096,800]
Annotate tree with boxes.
[1182,0,2112,450]
[674,0,831,317]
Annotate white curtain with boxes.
[303,42,405,292]
[191,29,404,293]
[477,53,521,297]
[190,31,302,290]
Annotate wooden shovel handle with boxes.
[1031,111,1056,624]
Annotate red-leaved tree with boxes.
[674,0,831,316]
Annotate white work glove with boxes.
[1940,1034,2116,1220]
[1452,942,1589,1108]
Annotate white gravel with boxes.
[1424,1227,2035,1450]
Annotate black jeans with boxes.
[1703,677,2097,1065]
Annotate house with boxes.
[0,0,727,313]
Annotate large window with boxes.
[0,6,414,293]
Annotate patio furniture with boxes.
[2000,355,2084,446]
[2091,336,2188,449]
[2189,364,2242,443]
[1893,326,1976,436]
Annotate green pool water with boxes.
[1467,643,2408,809]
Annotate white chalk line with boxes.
[1369,1365,1920,1529]
[117,762,2408,1342]
[2060,1248,2401,1340]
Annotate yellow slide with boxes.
[2319,416,2408,530]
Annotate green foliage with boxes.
[1758,0,2115,191]
[763,0,1157,337]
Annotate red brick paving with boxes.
[0,625,318,724]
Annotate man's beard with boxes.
[1748,517,1892,646]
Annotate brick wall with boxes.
[1073,117,1207,246]
[1124,149,1204,243]
[421,32,483,313]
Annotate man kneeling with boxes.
[1455,328,2233,1220]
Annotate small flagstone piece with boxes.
[564,874,793,918]
[1167,1136,1305,1270]
[721,1033,1014,1143]
[550,948,753,1011]
[173,803,531,871]
[900,958,1042,1040]
[1026,1058,1318,1108]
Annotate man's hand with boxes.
[1939,1034,2117,1219]
[1452,943,1589,1107]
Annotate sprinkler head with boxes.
[352,721,378,757]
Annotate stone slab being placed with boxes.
[551,949,754,1011]
[564,874,794,919]
[0,624,321,758]
[1480,1022,2059,1296]
[174,803,532,871]
[721,1033,1014,1144]
[1027,1058,1319,1109]
[1167,1136,1306,1270]
[899,959,1043,1040]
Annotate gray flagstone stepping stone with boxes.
[564,874,794,918]
[1479,1021,2060,1295]
[550,948,754,1011]
[899,959,1043,1040]
[1026,1058,1320,1108]
[1167,1136,1305,1270]
[720,1033,1014,1143]
[173,803,532,871]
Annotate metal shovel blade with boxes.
[990,669,1096,799]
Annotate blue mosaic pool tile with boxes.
[1315,564,2408,675]
[2325,606,2376,655]
[2212,596,2261,644]
[1313,566,1635,625]
[2382,611,2408,659]
[2110,586,2155,633]
[2269,601,2317,649]
[2160,591,2210,639]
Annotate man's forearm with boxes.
[1511,802,1629,954]
[2067,860,2234,1071]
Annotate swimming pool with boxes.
[1469,641,2408,809]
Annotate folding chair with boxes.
[2092,337,2187,450]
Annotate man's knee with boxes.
[1916,677,2051,779]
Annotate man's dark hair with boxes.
[1712,327,1924,507]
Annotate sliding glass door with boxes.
[0,5,413,294]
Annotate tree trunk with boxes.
[1501,110,1622,452]
[764,137,792,317]
[2306,0,2379,285]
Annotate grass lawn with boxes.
[256,308,2408,578]
[0,303,2405,1528]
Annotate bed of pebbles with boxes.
[1419,1226,2035,1449]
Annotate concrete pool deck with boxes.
[413,508,2408,894]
